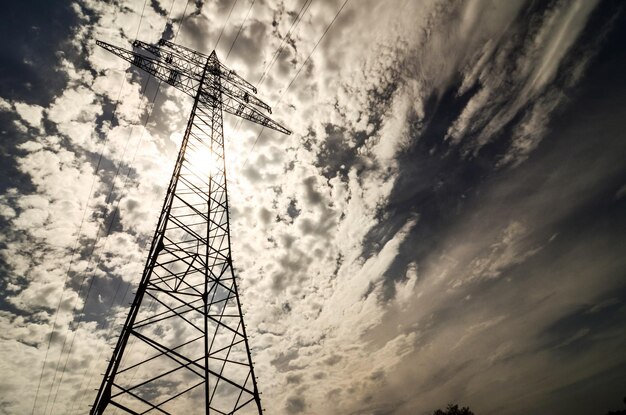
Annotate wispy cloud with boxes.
[0,0,622,414]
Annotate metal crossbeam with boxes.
[95,40,290,135]
[90,38,290,415]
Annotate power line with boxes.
[174,0,191,39]
[30,75,127,415]
[67,276,132,414]
[30,1,151,413]
[59,81,161,414]
[43,0,347,409]
[68,3,195,409]
[61,2,194,413]
[242,0,350,168]
[43,76,152,415]
[256,0,312,87]
[42,1,191,413]
[134,0,149,40]
[214,0,239,51]
[214,0,268,146]
[226,0,256,61]
[86,14,289,414]
[227,0,314,171]
[279,0,350,102]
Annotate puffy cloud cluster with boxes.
[1,0,622,414]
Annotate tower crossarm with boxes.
[158,38,210,68]
[201,90,291,135]
[132,39,205,78]
[159,39,258,94]
[127,39,258,103]
[218,79,273,114]
[96,39,291,133]
[140,38,263,107]
[91,36,291,415]
[96,40,200,97]
[214,61,258,95]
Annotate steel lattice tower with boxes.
[91,39,290,415]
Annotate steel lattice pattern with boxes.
[91,40,290,415]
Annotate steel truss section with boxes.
[91,39,290,415]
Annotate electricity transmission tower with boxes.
[91,38,290,415]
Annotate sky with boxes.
[0,0,625,414]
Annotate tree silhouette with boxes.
[433,404,475,415]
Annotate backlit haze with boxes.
[1,1,625,414]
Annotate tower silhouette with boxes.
[91,39,290,415]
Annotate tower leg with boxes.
[91,57,262,415]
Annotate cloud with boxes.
[438,0,604,166]
[14,102,44,131]
[0,0,622,414]
[0,97,12,112]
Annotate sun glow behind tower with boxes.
[90,39,290,415]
